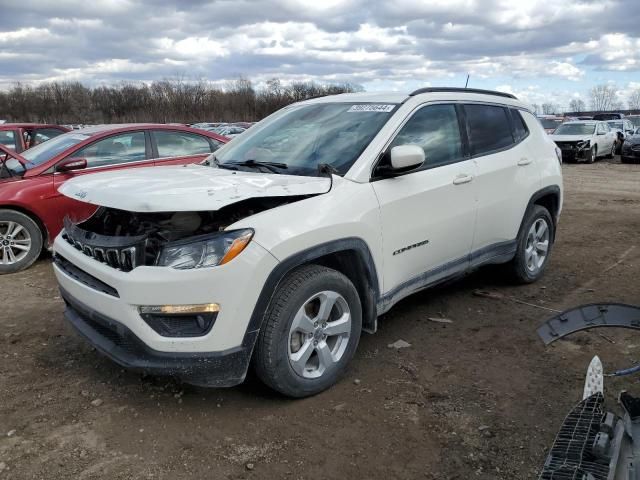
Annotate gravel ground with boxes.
[1,157,639,479]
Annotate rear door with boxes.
[150,130,220,166]
[52,130,153,224]
[467,104,541,264]
[371,103,477,297]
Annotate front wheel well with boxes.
[299,249,378,334]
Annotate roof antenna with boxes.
[464,74,470,88]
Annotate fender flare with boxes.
[244,237,381,340]
[517,185,561,241]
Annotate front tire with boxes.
[508,205,554,284]
[253,264,362,397]
[586,146,596,163]
[0,209,43,274]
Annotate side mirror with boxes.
[57,157,87,173]
[597,131,605,135]
[390,145,425,170]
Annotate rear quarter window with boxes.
[464,104,514,156]
[510,109,529,142]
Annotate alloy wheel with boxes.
[525,218,550,273]
[288,290,352,379]
[0,221,32,265]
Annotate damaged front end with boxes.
[60,197,305,272]
[555,139,591,162]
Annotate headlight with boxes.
[576,140,590,149]
[555,146,562,164]
[157,229,254,269]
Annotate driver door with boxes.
[371,103,477,298]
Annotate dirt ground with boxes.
[1,157,639,480]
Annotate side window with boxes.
[464,104,514,156]
[0,130,17,150]
[210,139,224,152]
[74,132,147,168]
[510,109,529,141]
[34,128,66,143]
[388,104,464,169]
[154,131,212,158]
[597,123,606,134]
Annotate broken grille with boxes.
[538,393,609,480]
[62,217,146,272]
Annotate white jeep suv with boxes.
[52,88,563,397]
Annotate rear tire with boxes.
[0,209,43,274]
[253,264,362,398]
[507,205,554,284]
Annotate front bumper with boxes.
[52,231,279,386]
[61,287,256,387]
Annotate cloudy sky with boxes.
[1,0,639,108]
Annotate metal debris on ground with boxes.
[472,289,561,313]
[426,317,453,324]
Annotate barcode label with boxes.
[347,104,395,113]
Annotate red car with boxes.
[0,124,228,273]
[0,123,71,152]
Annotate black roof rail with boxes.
[409,87,517,100]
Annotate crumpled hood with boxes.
[59,164,332,212]
[550,135,592,142]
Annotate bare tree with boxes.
[589,84,618,111]
[568,98,586,112]
[0,77,361,124]
[628,89,640,110]
[541,103,558,115]
[531,103,541,115]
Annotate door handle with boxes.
[452,174,473,185]
[517,157,532,166]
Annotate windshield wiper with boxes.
[225,159,288,173]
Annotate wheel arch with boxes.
[0,204,49,247]
[518,186,561,241]
[247,238,381,340]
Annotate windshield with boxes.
[554,124,595,135]
[607,121,623,130]
[628,117,640,127]
[540,119,563,129]
[20,132,90,169]
[211,103,397,176]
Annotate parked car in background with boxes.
[621,127,640,164]
[550,121,616,163]
[538,116,564,134]
[593,113,625,121]
[627,115,640,128]
[0,123,70,153]
[0,124,228,273]
[51,88,563,397]
[211,125,246,137]
[606,119,636,154]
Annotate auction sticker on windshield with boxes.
[347,104,395,113]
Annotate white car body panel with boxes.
[58,165,331,212]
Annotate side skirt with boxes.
[377,240,517,315]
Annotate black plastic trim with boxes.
[378,240,517,313]
[53,254,119,297]
[409,87,517,100]
[245,238,381,335]
[537,303,640,345]
[61,288,254,387]
[518,185,562,240]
